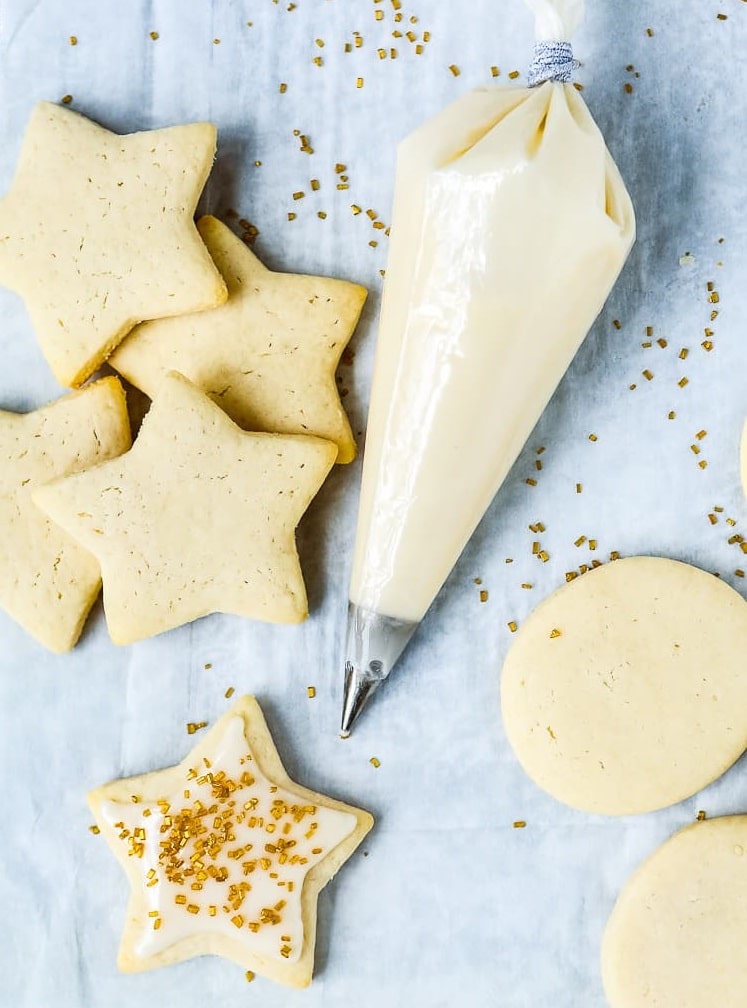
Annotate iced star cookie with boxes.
[0,376,130,652]
[88,695,373,987]
[501,556,747,815]
[110,215,366,463]
[0,102,227,387]
[602,816,747,1008]
[34,371,337,644]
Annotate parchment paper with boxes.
[0,1,745,1006]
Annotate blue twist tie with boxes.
[527,40,577,87]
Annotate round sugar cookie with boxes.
[500,556,747,815]
[602,816,747,1008]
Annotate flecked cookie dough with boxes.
[501,556,747,815]
[34,371,337,644]
[0,102,227,387]
[89,695,374,987]
[0,376,131,651]
[602,816,747,1008]
[110,215,366,463]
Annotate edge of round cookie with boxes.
[602,815,747,1008]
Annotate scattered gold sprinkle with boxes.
[708,514,718,525]
[149,31,159,40]
[697,810,707,821]
[698,460,708,469]
[245,971,255,983]
[292,191,305,201]
[61,94,73,104]
[588,433,598,442]
[678,377,689,388]
[491,65,500,77]
[224,687,235,699]
[88,825,100,835]
[520,583,533,590]
[574,535,587,547]
[478,589,488,603]
[186,721,207,735]
[449,64,460,76]
[356,77,364,88]
[624,82,633,94]
[668,410,676,420]
[646,27,654,36]
[307,686,316,699]
[287,212,297,221]
[679,348,689,360]
[576,483,583,494]
[69,35,78,45]
[642,369,654,381]
[612,319,622,330]
[513,820,527,829]
[279,82,288,93]
[549,628,562,639]
[508,70,520,79]
[525,478,537,487]
[508,621,518,633]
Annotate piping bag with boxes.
[340,0,635,735]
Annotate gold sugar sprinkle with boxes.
[69,35,78,45]
[679,348,689,360]
[697,810,707,821]
[62,94,73,104]
[88,825,100,835]
[307,686,316,698]
[642,369,654,381]
[549,628,562,639]
[508,70,520,79]
[245,971,255,983]
[588,433,598,442]
[507,621,518,633]
[279,82,288,93]
[576,483,583,493]
[224,687,235,699]
[449,64,460,76]
[668,410,676,420]
[491,65,500,77]
[513,820,527,829]
[479,589,489,603]
[149,31,159,40]
[678,377,689,388]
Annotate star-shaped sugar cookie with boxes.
[110,215,366,463]
[34,371,337,644]
[0,102,227,388]
[88,695,373,987]
[0,376,131,652]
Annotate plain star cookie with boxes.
[0,376,130,652]
[88,695,373,987]
[0,102,227,387]
[602,816,747,1008]
[110,215,366,463]
[501,556,747,815]
[34,371,337,644]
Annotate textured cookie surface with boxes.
[34,371,337,644]
[602,816,747,1008]
[0,102,227,387]
[88,695,374,987]
[0,376,131,652]
[501,556,747,815]
[110,215,366,463]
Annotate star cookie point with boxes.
[0,102,227,387]
[0,375,131,652]
[88,695,373,987]
[110,215,366,463]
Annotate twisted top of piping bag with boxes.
[524,0,583,86]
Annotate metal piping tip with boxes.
[339,602,419,735]
[340,662,382,737]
